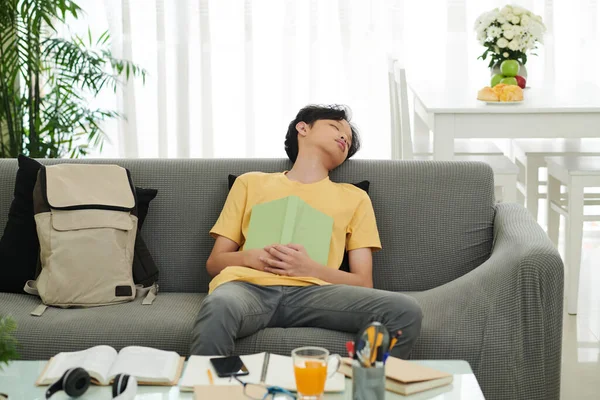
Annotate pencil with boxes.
[207,368,214,385]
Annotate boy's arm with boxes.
[261,245,375,288]
[206,236,272,277]
[206,175,272,277]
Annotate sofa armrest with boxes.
[415,203,564,400]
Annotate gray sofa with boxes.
[0,158,563,400]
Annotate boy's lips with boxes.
[336,139,346,151]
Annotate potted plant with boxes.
[0,315,18,370]
[0,0,145,159]
[474,4,546,82]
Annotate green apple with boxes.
[500,60,520,77]
[500,77,518,86]
[491,74,504,87]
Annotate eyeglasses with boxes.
[233,375,296,399]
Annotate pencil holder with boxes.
[352,363,385,400]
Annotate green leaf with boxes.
[0,315,19,369]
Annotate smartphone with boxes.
[209,355,250,378]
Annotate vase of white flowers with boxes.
[474,4,546,78]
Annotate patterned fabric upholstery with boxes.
[0,159,563,400]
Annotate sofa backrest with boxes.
[0,158,495,293]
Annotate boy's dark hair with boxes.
[284,104,360,163]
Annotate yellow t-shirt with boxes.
[208,171,382,292]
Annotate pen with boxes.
[388,329,403,352]
[207,368,214,385]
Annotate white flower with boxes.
[504,29,515,40]
[487,26,502,38]
[506,13,515,20]
[501,23,512,31]
[501,6,512,15]
[503,52,509,58]
[512,6,525,16]
[508,39,520,51]
[497,15,507,24]
[526,38,535,49]
[497,37,509,48]
[520,14,530,26]
[511,15,520,24]
[529,21,544,40]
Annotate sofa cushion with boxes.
[0,156,159,292]
[226,174,370,273]
[0,292,205,359]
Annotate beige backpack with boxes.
[24,163,141,316]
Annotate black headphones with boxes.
[46,368,137,399]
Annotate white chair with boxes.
[546,156,600,315]
[390,61,519,202]
[387,58,505,160]
[512,139,600,221]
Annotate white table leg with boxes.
[566,177,584,315]
[546,174,560,248]
[526,157,542,221]
[432,114,455,160]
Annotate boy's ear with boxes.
[296,121,309,137]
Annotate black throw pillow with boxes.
[0,155,159,293]
[226,174,370,273]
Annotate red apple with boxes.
[515,75,526,89]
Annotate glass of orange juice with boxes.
[292,346,341,400]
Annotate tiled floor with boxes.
[534,200,600,399]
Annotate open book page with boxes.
[179,353,266,391]
[107,346,181,384]
[40,345,117,385]
[265,354,345,392]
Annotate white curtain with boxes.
[65,0,600,159]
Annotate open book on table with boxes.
[36,345,184,386]
[339,357,453,396]
[180,352,345,393]
[244,195,334,265]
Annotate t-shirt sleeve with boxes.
[209,177,247,246]
[346,194,382,252]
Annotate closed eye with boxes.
[330,124,339,131]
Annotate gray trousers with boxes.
[190,282,423,359]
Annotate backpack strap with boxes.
[24,280,39,296]
[135,283,159,305]
[24,280,48,316]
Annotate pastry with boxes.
[498,85,524,101]
[477,86,499,102]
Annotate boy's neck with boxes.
[286,152,330,184]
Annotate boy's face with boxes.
[296,119,353,169]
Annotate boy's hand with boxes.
[260,244,319,277]
[243,248,273,271]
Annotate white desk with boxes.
[409,82,600,160]
[0,359,486,399]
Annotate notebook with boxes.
[36,345,184,386]
[339,357,453,396]
[244,196,334,265]
[180,352,345,393]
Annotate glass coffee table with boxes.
[0,359,485,399]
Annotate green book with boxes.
[244,196,334,265]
